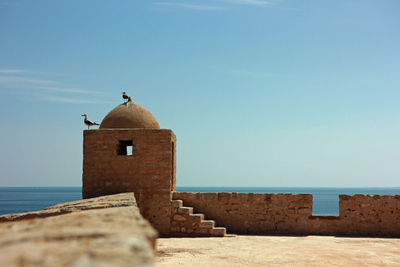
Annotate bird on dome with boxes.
[99,92,160,129]
[122,91,132,103]
[81,114,99,129]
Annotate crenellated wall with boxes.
[308,195,400,236]
[173,192,400,236]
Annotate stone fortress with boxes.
[83,99,400,237]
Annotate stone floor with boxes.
[156,235,400,266]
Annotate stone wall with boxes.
[0,193,157,267]
[173,192,400,236]
[82,129,176,235]
[308,195,400,236]
[173,192,313,235]
[81,130,399,237]
[338,194,400,236]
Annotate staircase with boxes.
[170,199,226,237]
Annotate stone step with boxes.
[172,199,227,237]
[199,220,215,229]
[171,199,183,208]
[189,213,205,222]
[178,207,193,215]
[210,227,226,237]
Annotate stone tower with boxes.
[82,99,176,235]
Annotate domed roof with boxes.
[100,100,160,129]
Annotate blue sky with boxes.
[0,0,399,187]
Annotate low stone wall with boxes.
[173,192,400,237]
[308,216,341,235]
[0,193,157,267]
[338,194,400,236]
[308,195,400,236]
[173,192,313,235]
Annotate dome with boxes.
[100,101,160,129]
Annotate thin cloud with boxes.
[38,95,114,104]
[12,91,96,104]
[218,0,276,6]
[33,86,102,94]
[0,76,58,85]
[0,70,107,104]
[152,0,280,11]
[39,95,97,104]
[0,69,27,74]
[0,74,102,94]
[153,2,226,10]
[13,91,112,104]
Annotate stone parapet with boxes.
[338,194,400,236]
[173,192,312,235]
[173,192,400,237]
[0,192,137,222]
[0,193,157,267]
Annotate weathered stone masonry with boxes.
[173,192,313,235]
[173,192,400,236]
[82,100,399,237]
[0,193,157,267]
[83,129,176,235]
[82,129,226,237]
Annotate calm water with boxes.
[0,187,399,216]
[0,187,82,215]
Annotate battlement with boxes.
[173,192,400,236]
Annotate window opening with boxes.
[118,140,133,156]
[127,145,133,156]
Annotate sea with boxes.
[0,187,399,216]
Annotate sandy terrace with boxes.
[156,235,400,266]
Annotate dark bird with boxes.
[81,114,99,129]
[122,91,131,103]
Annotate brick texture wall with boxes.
[82,129,176,235]
[173,192,400,236]
[173,192,313,235]
[338,194,400,236]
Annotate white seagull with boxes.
[122,91,132,103]
[81,114,99,129]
